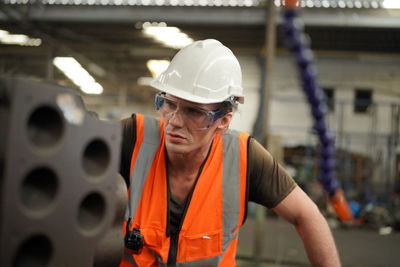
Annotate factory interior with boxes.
[1,0,400,266]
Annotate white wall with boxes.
[230,53,400,156]
[230,55,261,134]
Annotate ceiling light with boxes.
[346,1,354,8]
[229,0,238,6]
[184,0,193,6]
[322,0,330,8]
[244,0,252,7]
[382,0,400,9]
[362,1,369,8]
[142,21,151,28]
[0,29,42,46]
[370,1,379,8]
[53,57,103,95]
[306,0,314,8]
[146,59,170,78]
[2,34,26,44]
[0,30,9,38]
[142,23,193,49]
[137,77,153,86]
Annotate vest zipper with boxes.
[167,233,178,265]
[165,144,212,266]
[166,176,197,266]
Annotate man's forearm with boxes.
[294,209,341,267]
[272,186,341,267]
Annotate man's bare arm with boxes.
[272,186,341,267]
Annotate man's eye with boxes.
[186,107,205,117]
[165,99,177,109]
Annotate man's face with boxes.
[158,94,228,155]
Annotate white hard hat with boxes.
[150,39,244,104]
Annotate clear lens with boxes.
[154,93,217,130]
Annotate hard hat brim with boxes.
[150,79,244,104]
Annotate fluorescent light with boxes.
[0,29,42,46]
[142,22,193,49]
[382,0,400,9]
[53,57,103,95]
[0,30,9,38]
[146,59,170,78]
[137,76,153,86]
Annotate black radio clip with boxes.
[124,219,144,254]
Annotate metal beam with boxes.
[1,5,399,28]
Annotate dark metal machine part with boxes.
[0,78,127,267]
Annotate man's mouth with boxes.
[167,132,186,142]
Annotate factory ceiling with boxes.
[0,0,399,104]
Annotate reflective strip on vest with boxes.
[176,255,220,266]
[125,116,161,223]
[123,250,139,267]
[122,247,168,267]
[222,129,241,252]
[148,248,168,266]
[174,233,238,266]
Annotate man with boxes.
[119,39,341,266]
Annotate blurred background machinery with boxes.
[0,78,126,267]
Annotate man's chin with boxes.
[165,142,188,154]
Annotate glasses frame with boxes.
[154,92,226,130]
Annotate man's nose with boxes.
[168,106,185,127]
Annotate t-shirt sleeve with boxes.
[119,114,137,187]
[248,137,297,208]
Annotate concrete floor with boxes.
[237,217,400,267]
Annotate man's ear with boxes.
[216,112,233,133]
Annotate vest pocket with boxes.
[141,228,163,250]
[179,229,222,262]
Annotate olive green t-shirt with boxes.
[120,115,296,233]
[247,137,296,208]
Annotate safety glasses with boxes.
[155,93,225,130]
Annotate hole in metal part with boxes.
[82,139,110,177]
[77,192,106,234]
[21,167,58,212]
[27,105,63,149]
[13,234,53,267]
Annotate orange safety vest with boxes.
[120,114,249,267]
